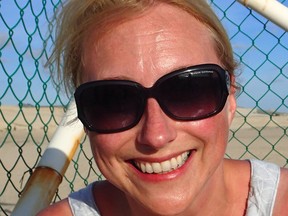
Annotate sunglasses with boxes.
[74,64,230,133]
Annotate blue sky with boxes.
[211,0,288,113]
[0,0,68,107]
[0,0,288,112]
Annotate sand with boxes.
[0,105,287,215]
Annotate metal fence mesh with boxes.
[0,0,287,215]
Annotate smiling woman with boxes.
[37,0,288,215]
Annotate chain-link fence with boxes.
[0,0,287,215]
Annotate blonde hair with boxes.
[49,0,237,93]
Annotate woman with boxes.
[38,0,288,215]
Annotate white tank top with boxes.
[68,159,280,216]
[246,159,280,216]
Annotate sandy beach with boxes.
[0,105,288,215]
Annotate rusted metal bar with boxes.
[12,100,84,216]
[12,167,62,215]
[237,0,288,31]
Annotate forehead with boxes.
[81,3,218,82]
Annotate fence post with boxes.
[12,101,84,216]
[237,0,288,31]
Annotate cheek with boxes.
[182,110,230,147]
[185,112,230,173]
[87,132,134,162]
[87,132,131,180]
[206,114,229,138]
[88,133,122,156]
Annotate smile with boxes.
[133,151,191,174]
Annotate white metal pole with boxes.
[12,100,85,216]
[237,0,288,31]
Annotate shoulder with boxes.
[273,167,288,214]
[224,159,250,177]
[93,181,131,215]
[223,159,251,193]
[93,180,127,207]
[36,198,72,216]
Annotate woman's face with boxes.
[81,3,236,215]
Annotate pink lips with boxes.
[130,150,195,182]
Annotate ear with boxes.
[227,93,236,126]
[227,75,237,126]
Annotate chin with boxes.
[148,203,190,216]
[134,192,193,216]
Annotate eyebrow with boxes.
[100,75,134,81]
[97,64,204,81]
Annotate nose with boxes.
[136,98,177,150]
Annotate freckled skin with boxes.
[36,3,288,216]
[81,4,240,216]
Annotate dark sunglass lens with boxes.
[159,71,223,119]
[79,84,143,132]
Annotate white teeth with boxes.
[146,163,153,174]
[176,154,183,165]
[170,157,178,169]
[135,151,190,174]
[140,163,146,173]
[161,160,171,172]
[152,163,162,174]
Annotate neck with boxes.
[189,159,249,216]
[125,160,249,216]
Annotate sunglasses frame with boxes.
[74,64,230,133]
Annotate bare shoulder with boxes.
[280,167,288,182]
[279,167,288,202]
[93,180,130,215]
[36,198,72,216]
[273,167,288,214]
[224,159,251,176]
[223,159,251,191]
